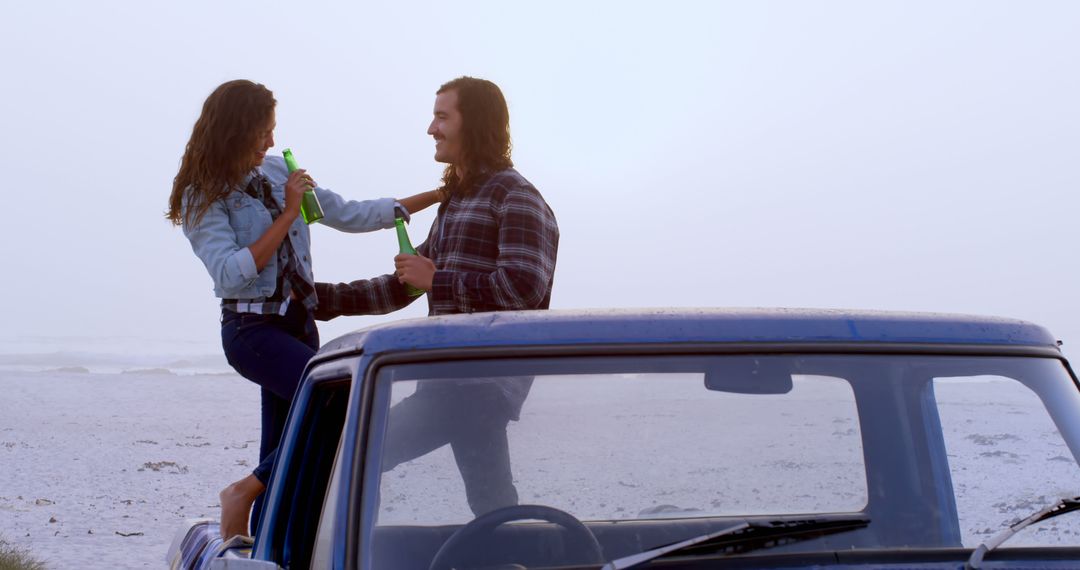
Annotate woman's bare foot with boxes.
[218,474,266,539]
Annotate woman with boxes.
[167,79,438,538]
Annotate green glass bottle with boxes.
[282,148,324,224]
[395,217,424,297]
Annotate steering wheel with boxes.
[428,504,604,570]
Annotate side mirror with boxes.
[704,356,794,394]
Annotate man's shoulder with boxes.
[474,169,555,222]
[482,168,534,192]
[478,168,547,205]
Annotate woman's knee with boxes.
[223,325,314,398]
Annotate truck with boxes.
[168,308,1080,569]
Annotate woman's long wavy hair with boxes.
[436,77,513,196]
[167,80,276,227]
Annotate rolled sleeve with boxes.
[182,198,261,293]
[231,247,258,282]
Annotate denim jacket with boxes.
[182,156,397,300]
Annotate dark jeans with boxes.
[221,302,318,531]
[382,381,519,516]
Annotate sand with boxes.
[0,370,260,569]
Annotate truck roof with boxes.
[318,308,1060,356]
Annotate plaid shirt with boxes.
[314,168,559,319]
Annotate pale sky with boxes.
[3,1,1079,360]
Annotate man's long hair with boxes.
[436,77,513,196]
[167,80,276,227]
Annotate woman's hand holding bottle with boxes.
[284,169,315,219]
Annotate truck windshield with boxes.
[359,353,1080,570]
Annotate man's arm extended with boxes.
[313,274,417,321]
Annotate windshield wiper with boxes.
[965,495,1080,570]
[601,514,870,570]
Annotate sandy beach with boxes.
[0,367,260,569]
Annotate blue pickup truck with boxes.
[169,308,1080,569]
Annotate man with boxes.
[315,76,559,515]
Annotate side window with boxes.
[934,376,1080,547]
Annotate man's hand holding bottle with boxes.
[395,253,436,292]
